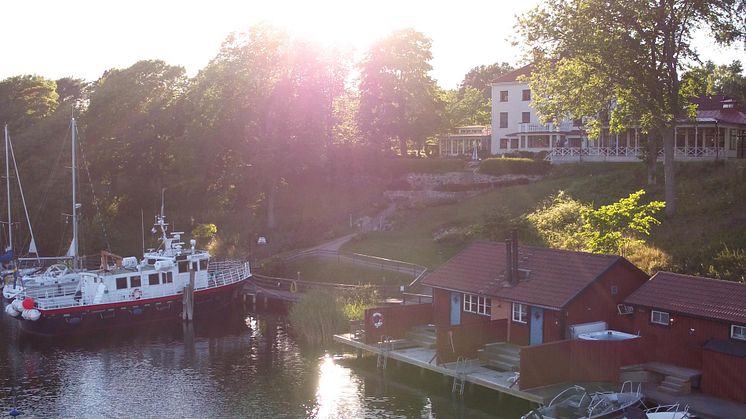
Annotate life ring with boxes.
[290,280,298,293]
[371,312,384,329]
[132,288,143,300]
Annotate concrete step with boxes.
[657,377,691,395]
[487,358,520,372]
[482,342,521,356]
[664,375,690,385]
[619,370,660,384]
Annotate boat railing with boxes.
[205,261,251,290]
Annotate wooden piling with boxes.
[183,268,195,321]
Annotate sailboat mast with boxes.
[71,118,79,269]
[4,124,11,253]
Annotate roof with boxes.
[422,241,626,309]
[625,271,746,324]
[492,65,533,84]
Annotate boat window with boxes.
[116,277,128,290]
[199,259,208,270]
[130,276,141,288]
[651,310,670,326]
[191,262,198,271]
[148,273,159,286]
[162,272,173,284]
[147,258,156,265]
[512,303,528,324]
[178,260,189,273]
[731,325,746,341]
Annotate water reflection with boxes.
[1,304,524,418]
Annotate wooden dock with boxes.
[333,333,605,405]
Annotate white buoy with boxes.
[11,298,24,312]
[5,304,19,317]
[22,308,41,321]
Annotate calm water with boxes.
[0,303,527,418]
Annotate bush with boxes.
[707,245,746,282]
[479,157,551,176]
[288,289,348,346]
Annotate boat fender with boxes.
[290,280,298,293]
[132,288,143,300]
[4,304,19,317]
[21,309,41,321]
[371,312,384,329]
[11,299,25,313]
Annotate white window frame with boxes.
[731,325,746,341]
[463,294,491,316]
[651,310,670,326]
[512,303,528,324]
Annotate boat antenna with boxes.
[141,208,145,255]
[4,123,11,254]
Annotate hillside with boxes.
[341,161,746,279]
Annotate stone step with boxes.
[657,378,691,395]
[487,358,520,372]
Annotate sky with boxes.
[1,0,744,89]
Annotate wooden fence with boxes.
[435,319,508,364]
[363,303,432,344]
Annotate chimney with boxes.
[505,239,514,285]
[511,229,519,283]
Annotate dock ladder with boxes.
[377,336,394,370]
[451,356,468,396]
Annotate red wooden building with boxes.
[623,271,746,403]
[422,239,648,360]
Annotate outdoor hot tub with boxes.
[577,330,640,341]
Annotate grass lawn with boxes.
[342,161,746,276]
[279,257,415,286]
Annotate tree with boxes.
[459,62,514,101]
[518,0,746,215]
[358,29,443,156]
[443,86,492,128]
[681,60,746,103]
[0,75,59,132]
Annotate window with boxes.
[521,112,531,124]
[522,89,531,101]
[162,272,173,284]
[499,112,508,128]
[147,258,156,265]
[499,90,508,102]
[464,294,491,316]
[116,277,128,290]
[732,325,746,341]
[130,276,141,288]
[192,262,199,272]
[199,259,208,270]
[731,129,738,150]
[512,303,528,324]
[610,285,618,295]
[148,273,160,286]
[500,138,508,149]
[651,310,670,326]
[178,260,189,273]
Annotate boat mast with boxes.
[4,123,11,253]
[71,118,79,269]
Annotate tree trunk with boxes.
[662,126,676,215]
[646,133,657,185]
[266,181,277,230]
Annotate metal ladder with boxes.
[377,336,393,370]
[451,356,468,396]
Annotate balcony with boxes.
[518,121,574,133]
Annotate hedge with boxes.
[478,157,551,176]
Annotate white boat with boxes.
[522,381,644,419]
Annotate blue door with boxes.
[530,306,543,345]
[450,292,461,326]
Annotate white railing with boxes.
[658,147,725,158]
[518,122,574,133]
[548,146,726,162]
[205,260,251,289]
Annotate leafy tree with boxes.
[526,191,591,250]
[518,0,746,215]
[459,62,514,101]
[55,77,88,107]
[580,190,665,255]
[681,60,746,103]
[0,75,59,132]
[358,29,443,156]
[443,86,492,128]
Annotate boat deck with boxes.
[333,333,612,405]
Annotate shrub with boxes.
[707,245,746,282]
[526,191,590,250]
[289,289,348,346]
[479,157,551,176]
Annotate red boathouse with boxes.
[422,238,648,362]
[623,271,746,403]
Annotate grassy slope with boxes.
[342,161,746,275]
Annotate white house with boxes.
[439,125,491,157]
[490,65,746,163]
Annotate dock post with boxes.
[183,267,195,321]
[263,295,268,309]
[252,294,256,307]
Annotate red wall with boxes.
[509,318,530,346]
[565,262,648,331]
[628,308,732,370]
[520,337,650,389]
[702,348,746,403]
[436,319,508,363]
[363,304,432,344]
